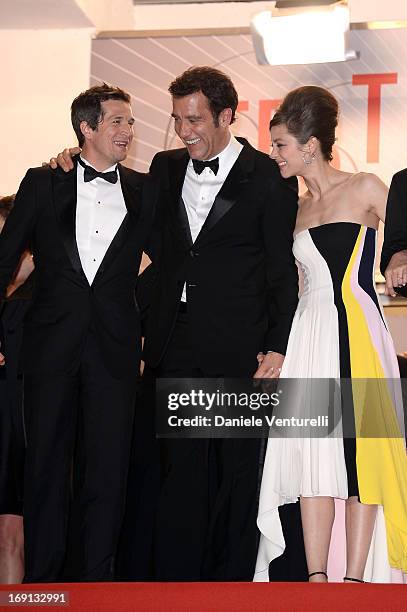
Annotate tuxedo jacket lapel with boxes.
[119,164,143,219]
[92,164,143,285]
[194,142,255,245]
[166,140,255,247]
[169,151,193,247]
[52,162,86,280]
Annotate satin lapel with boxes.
[92,165,143,285]
[194,143,255,245]
[52,162,85,279]
[169,151,193,247]
[119,164,143,221]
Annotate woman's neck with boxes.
[301,160,341,201]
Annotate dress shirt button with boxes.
[96,230,99,234]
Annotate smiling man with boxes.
[126,66,305,582]
[0,84,157,582]
[48,69,306,583]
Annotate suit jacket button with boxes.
[189,249,198,257]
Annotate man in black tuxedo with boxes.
[0,84,156,582]
[124,66,305,582]
[51,68,306,582]
[381,169,407,298]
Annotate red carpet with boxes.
[1,582,407,611]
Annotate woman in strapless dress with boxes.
[254,86,407,583]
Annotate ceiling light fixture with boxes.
[251,1,357,66]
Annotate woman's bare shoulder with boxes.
[350,171,388,192]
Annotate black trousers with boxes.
[23,331,138,583]
[118,309,307,581]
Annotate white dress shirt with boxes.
[76,157,127,285]
[181,135,243,301]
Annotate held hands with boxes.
[0,345,5,366]
[254,351,284,379]
[44,147,81,172]
[384,250,407,297]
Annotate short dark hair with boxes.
[71,83,131,147]
[270,86,338,161]
[0,194,15,220]
[168,66,238,125]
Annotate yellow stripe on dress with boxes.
[341,226,407,572]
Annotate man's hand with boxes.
[47,147,81,171]
[384,250,407,297]
[0,348,5,366]
[254,351,284,379]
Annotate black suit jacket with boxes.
[0,159,157,379]
[381,168,407,297]
[140,138,299,373]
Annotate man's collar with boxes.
[79,155,117,173]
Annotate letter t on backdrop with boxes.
[352,73,398,163]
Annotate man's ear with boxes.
[219,107,233,127]
[80,120,94,143]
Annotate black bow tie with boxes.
[78,158,118,184]
[192,157,219,176]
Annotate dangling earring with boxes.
[302,151,315,165]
